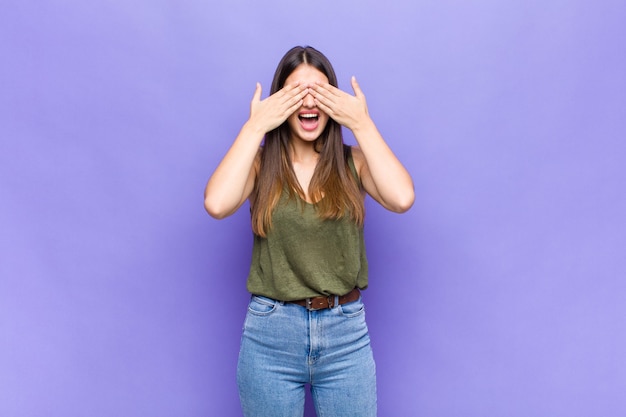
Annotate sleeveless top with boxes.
[246,151,368,301]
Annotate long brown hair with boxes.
[250,46,365,237]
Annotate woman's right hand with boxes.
[248,82,308,133]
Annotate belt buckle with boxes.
[327,295,335,309]
[305,297,318,311]
[305,295,334,311]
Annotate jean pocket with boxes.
[247,296,279,316]
[338,298,365,318]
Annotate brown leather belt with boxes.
[290,288,361,311]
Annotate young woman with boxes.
[204,46,414,417]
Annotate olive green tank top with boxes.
[246,152,368,301]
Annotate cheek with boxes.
[319,113,330,128]
[286,112,299,128]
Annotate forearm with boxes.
[310,77,414,212]
[204,121,265,218]
[352,119,415,213]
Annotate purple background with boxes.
[2,1,625,416]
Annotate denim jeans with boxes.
[237,294,377,417]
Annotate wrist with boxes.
[350,116,376,136]
[242,119,269,137]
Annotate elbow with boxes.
[204,198,232,219]
[393,197,415,214]
[389,189,415,214]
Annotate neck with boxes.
[289,139,318,163]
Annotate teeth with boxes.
[300,114,318,119]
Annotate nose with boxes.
[302,90,315,108]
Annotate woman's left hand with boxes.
[311,76,371,132]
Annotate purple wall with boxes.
[2,1,625,416]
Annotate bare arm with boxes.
[204,82,309,219]
[312,77,415,213]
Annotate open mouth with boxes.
[298,113,319,131]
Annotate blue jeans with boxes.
[237,295,377,417]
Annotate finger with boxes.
[351,76,364,98]
[252,82,262,103]
[278,82,306,105]
[312,85,339,109]
[269,84,305,115]
[282,83,309,104]
[282,81,304,95]
[285,98,305,116]
[313,95,335,117]
[285,89,307,110]
[313,81,341,98]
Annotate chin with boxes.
[292,129,324,143]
